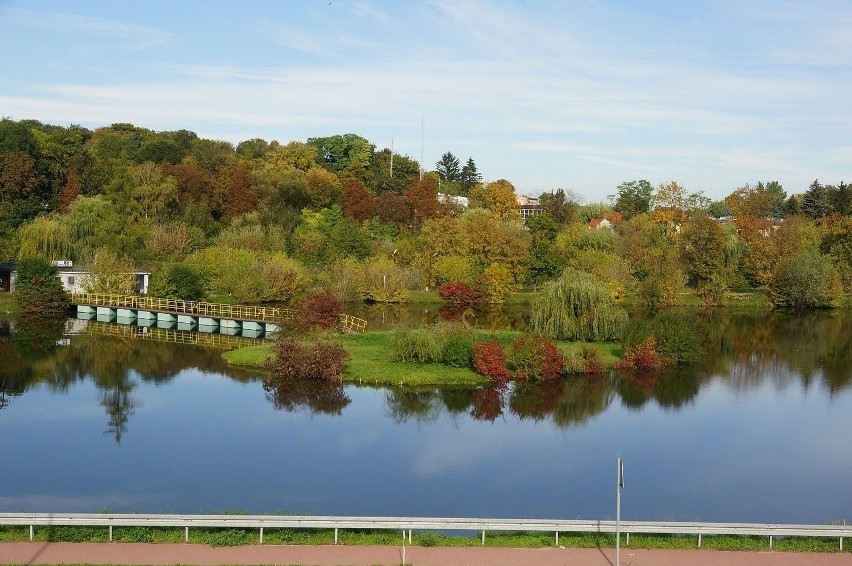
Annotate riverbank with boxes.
[222,330,621,386]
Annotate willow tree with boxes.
[17,216,73,260]
[531,268,627,341]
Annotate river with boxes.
[0,309,850,524]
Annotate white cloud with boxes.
[1,7,173,50]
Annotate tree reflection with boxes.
[13,313,66,361]
[263,377,351,415]
[509,380,564,421]
[719,310,852,393]
[100,385,137,445]
[551,375,614,428]
[439,387,474,414]
[385,388,442,423]
[470,384,506,421]
[615,366,703,410]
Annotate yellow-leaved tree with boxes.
[468,179,521,220]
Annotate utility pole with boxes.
[419,115,425,181]
[616,457,624,565]
[389,137,394,178]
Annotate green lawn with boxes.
[222,330,621,387]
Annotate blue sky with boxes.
[1,0,850,201]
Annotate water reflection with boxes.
[263,377,351,415]
[1,316,260,441]
[2,308,852,432]
[100,386,137,445]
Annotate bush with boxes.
[264,338,349,381]
[651,313,704,364]
[292,293,343,332]
[390,327,441,363]
[149,264,208,300]
[13,257,70,315]
[769,248,840,310]
[562,346,587,375]
[472,338,511,381]
[509,335,565,380]
[438,281,479,307]
[441,336,474,367]
[619,314,703,366]
[581,345,605,374]
[614,337,665,370]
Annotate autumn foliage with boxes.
[614,337,666,370]
[264,337,350,382]
[509,335,565,380]
[438,282,480,307]
[472,338,511,381]
[292,293,344,332]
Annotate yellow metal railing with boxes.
[72,293,293,322]
[83,320,264,350]
[71,293,368,332]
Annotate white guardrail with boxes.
[0,513,849,549]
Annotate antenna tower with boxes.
[419,115,425,181]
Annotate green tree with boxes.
[236,138,272,159]
[801,179,828,219]
[371,148,420,194]
[307,134,374,172]
[531,268,628,341]
[820,215,852,292]
[458,157,481,194]
[436,152,461,182]
[609,180,653,219]
[0,118,37,154]
[149,264,208,300]
[305,166,343,210]
[81,248,137,294]
[461,208,531,284]
[769,248,840,310]
[539,188,581,225]
[678,215,727,303]
[13,256,70,315]
[17,216,72,260]
[826,181,851,216]
[128,162,178,221]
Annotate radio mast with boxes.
[419,115,425,181]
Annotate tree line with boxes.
[0,117,850,309]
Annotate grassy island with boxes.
[222,330,621,386]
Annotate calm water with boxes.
[1,310,851,524]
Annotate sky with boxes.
[1,0,851,202]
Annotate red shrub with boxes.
[614,337,666,370]
[510,335,565,380]
[438,282,479,308]
[472,338,511,381]
[264,338,350,381]
[293,293,343,332]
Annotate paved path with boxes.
[2,542,852,566]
